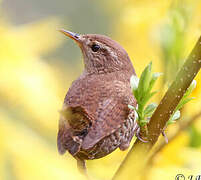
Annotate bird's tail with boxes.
[57,128,81,155]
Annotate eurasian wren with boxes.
[57,29,139,174]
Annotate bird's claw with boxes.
[136,128,148,143]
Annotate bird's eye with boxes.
[91,44,100,52]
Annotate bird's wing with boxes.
[57,106,92,155]
[81,97,130,150]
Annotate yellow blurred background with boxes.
[0,0,201,179]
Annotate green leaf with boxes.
[167,110,181,125]
[143,62,152,92]
[176,97,195,112]
[134,110,139,121]
[130,75,139,91]
[141,91,158,107]
[171,110,180,121]
[140,119,149,123]
[147,73,163,93]
[137,62,152,100]
[144,103,157,117]
[183,80,196,98]
[166,80,196,127]
[152,72,163,79]
[128,104,135,110]
[166,120,176,125]
[133,90,139,100]
[129,62,162,128]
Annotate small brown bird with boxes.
[57,29,139,174]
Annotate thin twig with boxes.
[148,110,201,165]
[112,36,201,180]
[142,110,201,180]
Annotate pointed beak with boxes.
[59,29,81,44]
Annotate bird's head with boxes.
[59,29,135,74]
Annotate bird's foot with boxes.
[135,127,148,143]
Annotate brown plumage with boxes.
[57,30,139,174]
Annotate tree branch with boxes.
[112,36,201,180]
